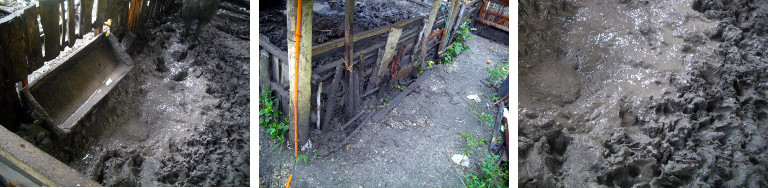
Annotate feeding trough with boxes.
[20,32,133,136]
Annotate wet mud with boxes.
[519,0,767,187]
[259,0,425,51]
[14,3,249,186]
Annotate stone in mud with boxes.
[172,70,189,81]
[155,57,168,72]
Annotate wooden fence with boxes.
[0,0,175,127]
[258,0,478,130]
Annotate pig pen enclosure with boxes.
[259,0,509,186]
[0,0,249,186]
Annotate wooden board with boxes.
[39,0,60,61]
[0,11,29,82]
[67,0,75,46]
[80,0,94,37]
[23,5,44,71]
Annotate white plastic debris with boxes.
[467,95,481,102]
[452,154,470,167]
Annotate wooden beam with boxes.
[39,0,60,61]
[343,0,359,116]
[22,4,43,71]
[419,0,442,66]
[79,0,94,37]
[67,0,75,47]
[0,9,28,82]
[312,16,424,56]
[477,18,509,32]
[258,35,288,62]
[286,0,313,150]
[322,65,342,130]
[376,27,402,86]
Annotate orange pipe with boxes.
[495,16,509,24]
[286,174,293,188]
[293,0,303,158]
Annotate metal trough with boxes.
[20,33,133,136]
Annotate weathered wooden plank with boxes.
[270,54,279,82]
[23,4,44,71]
[258,35,288,62]
[259,50,271,91]
[344,0,359,116]
[322,65,342,130]
[376,27,402,86]
[67,0,75,45]
[312,15,424,56]
[60,0,68,49]
[39,0,60,61]
[0,11,30,82]
[80,0,94,37]
[477,18,509,32]
[419,0,442,66]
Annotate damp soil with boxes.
[15,2,249,186]
[259,0,426,51]
[259,34,509,187]
[519,0,768,187]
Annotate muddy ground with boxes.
[259,34,508,187]
[519,0,767,187]
[15,2,249,186]
[259,0,425,51]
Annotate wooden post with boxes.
[23,4,44,71]
[343,0,360,116]
[60,0,67,48]
[286,0,312,150]
[376,27,402,86]
[79,0,94,38]
[439,0,460,52]
[40,0,60,61]
[419,0,442,67]
[322,65,342,130]
[94,0,108,34]
[67,0,75,46]
[259,50,271,91]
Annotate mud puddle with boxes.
[520,0,766,187]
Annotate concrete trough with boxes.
[20,33,133,136]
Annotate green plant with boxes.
[260,89,289,152]
[477,112,495,127]
[459,132,486,156]
[397,85,406,91]
[465,153,509,188]
[296,154,310,166]
[313,152,319,159]
[441,19,476,64]
[485,61,509,88]
[385,96,391,102]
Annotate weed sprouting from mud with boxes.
[441,19,476,64]
[485,61,508,88]
[296,154,310,166]
[260,88,289,152]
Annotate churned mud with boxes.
[14,2,249,186]
[259,34,508,187]
[519,0,767,187]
